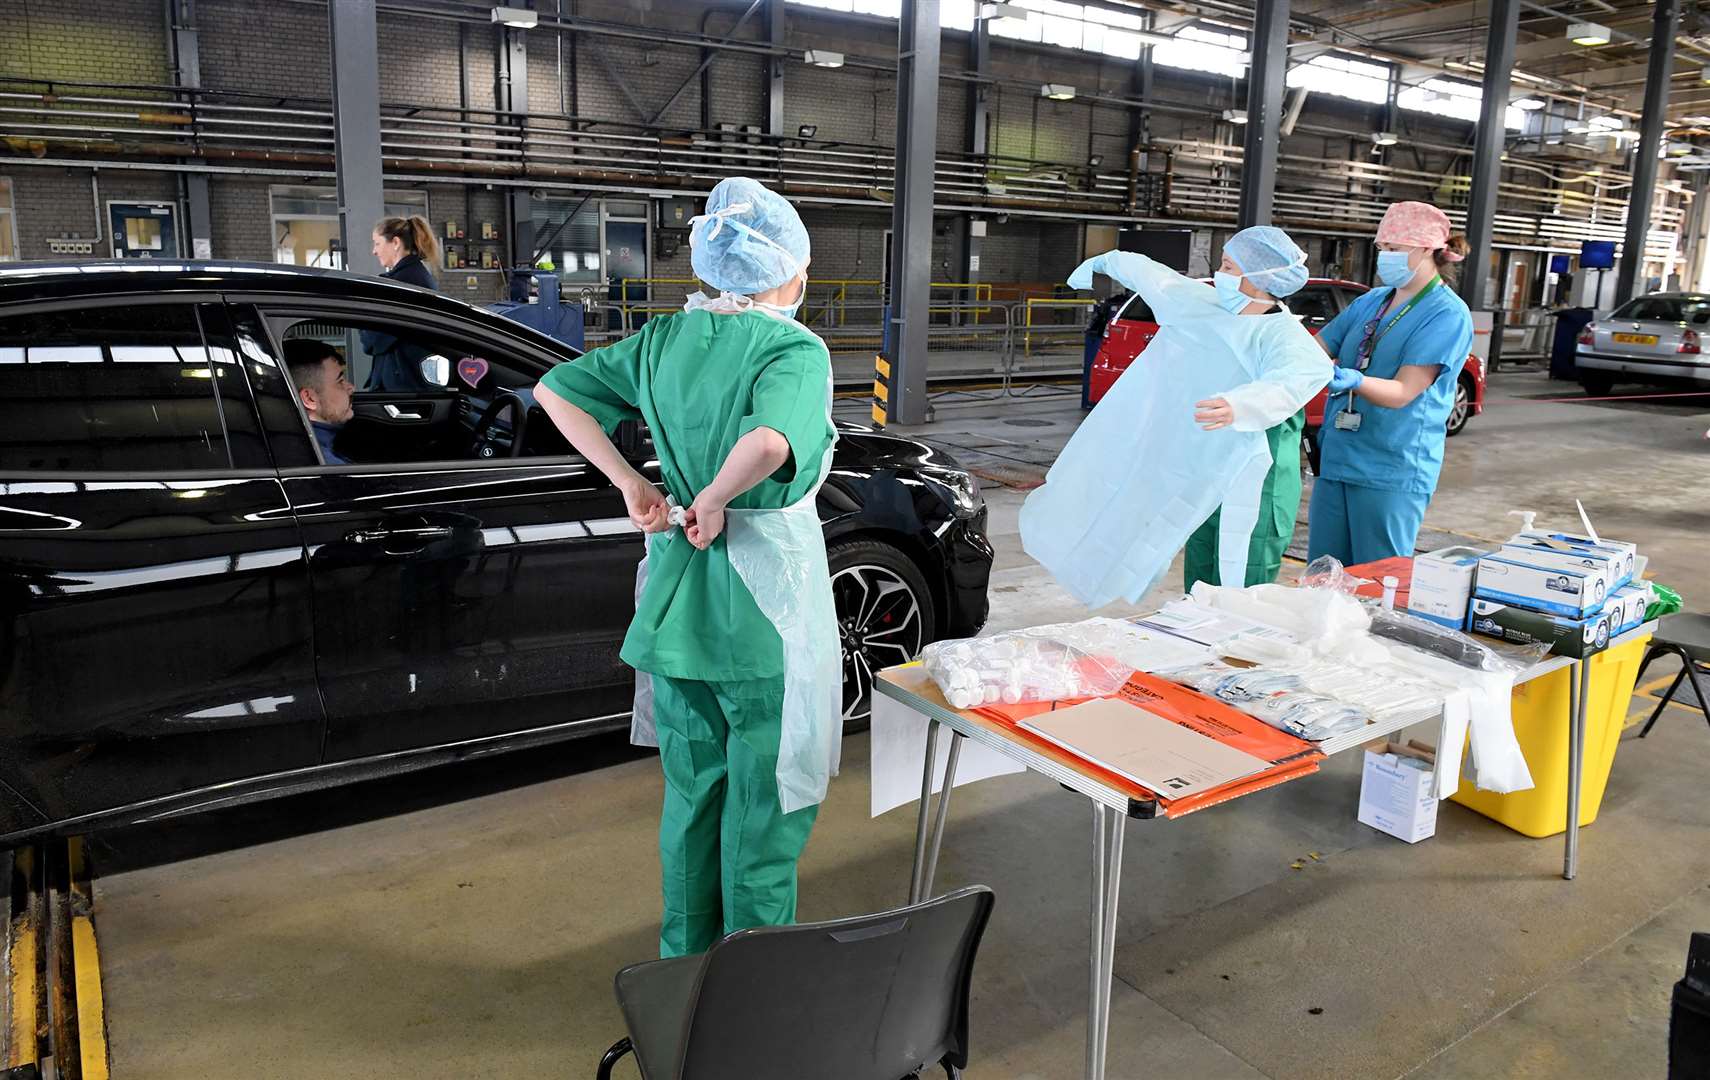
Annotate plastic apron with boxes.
[1021,251,1327,609]
[631,295,843,815]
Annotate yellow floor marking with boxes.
[72,916,108,1080]
[6,848,38,1069]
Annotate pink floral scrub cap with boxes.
[1376,202,1464,260]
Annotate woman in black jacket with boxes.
[362,215,441,391]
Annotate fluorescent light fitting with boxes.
[1567,22,1611,46]
[1223,109,1248,124]
[1370,131,1399,146]
[978,2,1026,18]
[1700,67,1710,86]
[1041,84,1076,101]
[1667,142,1695,156]
[1590,115,1624,130]
[490,5,537,28]
[1565,121,1594,134]
[797,124,817,139]
[1513,97,1545,111]
[804,50,845,68]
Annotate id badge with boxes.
[1334,409,1362,432]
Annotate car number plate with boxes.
[1612,333,1658,345]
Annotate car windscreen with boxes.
[1110,293,1157,323]
[1609,296,1710,322]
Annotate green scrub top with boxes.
[540,309,836,683]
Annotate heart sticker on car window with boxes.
[457,357,490,389]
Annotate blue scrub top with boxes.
[1316,280,1473,495]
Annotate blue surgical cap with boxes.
[690,177,811,295]
[1225,226,1309,298]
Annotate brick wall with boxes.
[0,0,169,88]
[0,0,1563,292]
[8,169,180,260]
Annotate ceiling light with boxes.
[797,124,817,139]
[1370,131,1398,146]
[1668,142,1695,156]
[1590,115,1624,130]
[804,50,844,68]
[1513,97,1545,111]
[1087,154,1103,167]
[1700,68,1710,86]
[978,2,1026,18]
[1685,115,1710,125]
[1223,109,1248,124]
[1041,83,1076,101]
[1567,22,1611,46]
[490,5,538,28]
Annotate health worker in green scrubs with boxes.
[536,177,839,958]
[1183,225,1317,590]
[1308,201,1474,565]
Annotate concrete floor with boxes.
[92,369,1710,1079]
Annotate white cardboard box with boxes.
[1509,530,1637,585]
[1408,545,1486,628]
[1474,555,1607,618]
[1358,742,1439,844]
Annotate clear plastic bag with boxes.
[1158,660,1371,741]
[1367,606,1544,672]
[921,625,1137,710]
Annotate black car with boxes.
[0,262,992,846]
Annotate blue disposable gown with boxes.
[1020,251,1331,609]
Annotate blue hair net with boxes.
[690,177,811,295]
[1225,226,1309,298]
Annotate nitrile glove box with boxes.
[1466,598,1619,658]
[1609,584,1652,635]
[1358,742,1438,844]
[1407,545,1486,628]
[1474,554,1611,618]
[1509,531,1637,587]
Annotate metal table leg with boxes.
[918,733,964,903]
[910,720,941,903]
[1564,658,1589,880]
[1086,803,1125,1080]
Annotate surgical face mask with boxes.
[754,272,807,319]
[1377,250,1418,289]
[1214,271,1253,315]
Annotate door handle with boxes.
[345,525,455,546]
[383,404,425,421]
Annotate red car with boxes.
[1085,278,1486,472]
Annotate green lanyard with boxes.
[1370,274,1440,352]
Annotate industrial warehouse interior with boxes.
[2,1,1710,1078]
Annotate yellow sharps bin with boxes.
[1450,632,1654,838]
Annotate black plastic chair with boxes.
[595,885,995,1080]
[1635,614,1710,738]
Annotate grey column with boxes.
[1616,0,1681,304]
[766,0,786,138]
[884,0,940,426]
[166,0,213,259]
[1236,0,1288,229]
[328,0,385,276]
[956,16,989,289]
[1459,0,1517,309]
[498,26,535,268]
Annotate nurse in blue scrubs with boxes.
[1308,201,1474,565]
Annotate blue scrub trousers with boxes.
[1306,478,1429,566]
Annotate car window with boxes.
[265,313,573,467]
[1611,296,1710,322]
[0,303,237,473]
[1285,287,1336,330]
[1110,293,1157,324]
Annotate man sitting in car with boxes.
[284,339,357,465]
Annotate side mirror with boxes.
[1692,312,1710,326]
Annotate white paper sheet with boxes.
[870,692,1026,817]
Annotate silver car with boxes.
[1575,292,1710,395]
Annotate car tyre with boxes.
[828,539,937,733]
[1581,373,1614,397]
[1445,376,1473,436]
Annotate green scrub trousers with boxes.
[654,674,819,958]
[1183,410,1304,591]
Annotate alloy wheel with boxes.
[831,563,926,728]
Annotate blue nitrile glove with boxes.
[1329,366,1364,394]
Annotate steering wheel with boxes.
[467,389,532,460]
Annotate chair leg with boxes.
[597,1037,634,1080]
[1683,661,1710,732]
[1639,668,1687,738]
[1633,644,1663,690]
